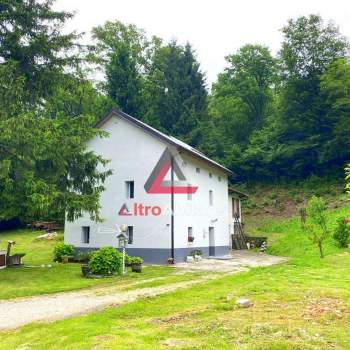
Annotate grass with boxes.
[0,229,184,299]
[1,203,350,349]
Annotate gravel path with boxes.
[0,251,287,330]
[0,274,221,330]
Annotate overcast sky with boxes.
[55,0,350,87]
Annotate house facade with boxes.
[64,110,244,263]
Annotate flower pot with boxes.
[62,255,69,264]
[81,264,90,277]
[131,263,142,273]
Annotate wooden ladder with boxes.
[232,213,247,250]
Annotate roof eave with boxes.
[94,109,234,175]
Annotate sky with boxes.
[54,0,350,87]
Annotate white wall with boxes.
[65,114,230,253]
[65,115,171,249]
[173,153,229,250]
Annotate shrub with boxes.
[53,243,75,262]
[333,219,350,247]
[88,247,122,275]
[130,256,144,265]
[77,252,91,262]
[125,253,132,267]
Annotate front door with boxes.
[209,227,215,256]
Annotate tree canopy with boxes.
[1,4,350,225]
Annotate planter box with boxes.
[131,264,142,273]
[81,264,90,277]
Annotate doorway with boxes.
[209,227,215,256]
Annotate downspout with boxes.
[170,154,175,261]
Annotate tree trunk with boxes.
[318,241,324,258]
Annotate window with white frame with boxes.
[82,226,90,244]
[125,181,134,199]
[188,227,194,242]
[209,190,213,206]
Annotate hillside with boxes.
[240,177,348,234]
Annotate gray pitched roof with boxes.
[95,109,233,175]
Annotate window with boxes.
[188,227,194,242]
[125,181,134,199]
[82,226,90,244]
[218,176,222,182]
[209,190,213,206]
[196,167,200,173]
[187,183,192,200]
[232,198,240,218]
[209,173,212,178]
[127,226,133,244]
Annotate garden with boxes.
[0,230,184,300]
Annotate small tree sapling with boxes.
[303,196,329,258]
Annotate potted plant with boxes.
[81,264,90,277]
[167,257,175,265]
[130,256,144,273]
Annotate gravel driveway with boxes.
[0,251,287,330]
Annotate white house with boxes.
[64,110,246,264]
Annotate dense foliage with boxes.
[1,2,349,225]
[53,243,75,262]
[333,218,350,247]
[0,0,113,224]
[207,15,350,181]
[88,247,122,275]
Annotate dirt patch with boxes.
[152,309,206,324]
[161,338,193,348]
[302,297,347,320]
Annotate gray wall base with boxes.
[75,246,230,265]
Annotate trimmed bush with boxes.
[88,247,122,275]
[53,243,75,262]
[333,218,350,247]
[130,256,144,265]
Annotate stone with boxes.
[236,298,253,308]
[194,255,202,262]
[35,232,57,241]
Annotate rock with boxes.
[194,255,202,262]
[236,298,253,308]
[186,256,195,263]
[35,232,57,240]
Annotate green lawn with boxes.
[0,229,182,299]
[1,204,350,349]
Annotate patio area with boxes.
[174,250,288,272]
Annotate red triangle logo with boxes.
[144,148,198,194]
[118,203,132,216]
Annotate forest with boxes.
[1,0,350,224]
